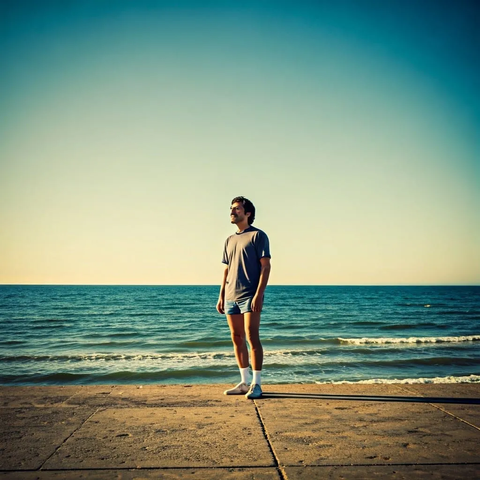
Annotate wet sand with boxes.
[1,383,479,479]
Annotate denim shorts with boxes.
[225,297,253,315]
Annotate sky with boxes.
[0,0,479,285]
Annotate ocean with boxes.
[0,285,479,386]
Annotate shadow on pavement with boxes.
[260,392,480,404]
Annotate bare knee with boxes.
[231,332,245,347]
[246,330,261,349]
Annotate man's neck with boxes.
[236,221,250,233]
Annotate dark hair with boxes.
[231,196,255,225]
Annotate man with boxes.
[216,196,271,399]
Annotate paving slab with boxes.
[0,468,280,479]
[58,386,118,408]
[0,386,84,407]
[0,407,95,470]
[425,402,480,430]
[395,383,480,429]
[44,405,274,469]
[100,384,243,408]
[0,405,94,428]
[397,383,480,399]
[284,465,480,479]
[263,384,407,395]
[256,398,480,466]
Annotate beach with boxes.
[1,383,479,479]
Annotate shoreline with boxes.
[1,383,479,479]
[2,372,480,388]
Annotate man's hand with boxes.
[216,297,225,314]
[251,294,263,312]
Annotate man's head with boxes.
[230,196,255,225]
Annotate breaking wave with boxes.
[316,374,480,385]
[338,335,480,345]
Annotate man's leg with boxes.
[245,310,263,399]
[245,311,263,371]
[224,314,250,395]
[226,314,249,368]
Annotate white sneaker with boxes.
[245,383,262,399]
[223,382,249,395]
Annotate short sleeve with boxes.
[255,231,271,259]
[222,238,229,264]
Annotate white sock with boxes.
[240,367,250,384]
[252,370,262,386]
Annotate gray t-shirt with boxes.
[222,226,271,302]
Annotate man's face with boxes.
[230,202,249,224]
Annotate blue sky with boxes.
[1,0,479,285]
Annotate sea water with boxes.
[0,285,479,385]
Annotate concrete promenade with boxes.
[1,383,479,479]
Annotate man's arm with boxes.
[216,265,229,314]
[252,257,271,312]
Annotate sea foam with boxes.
[338,335,480,345]
[315,374,480,384]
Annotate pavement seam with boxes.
[254,400,288,480]
[60,386,115,406]
[396,385,480,432]
[38,407,104,471]
[59,387,83,406]
[427,403,480,432]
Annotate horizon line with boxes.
[1,283,479,287]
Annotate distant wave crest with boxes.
[315,374,480,385]
[338,335,480,345]
[0,352,234,363]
